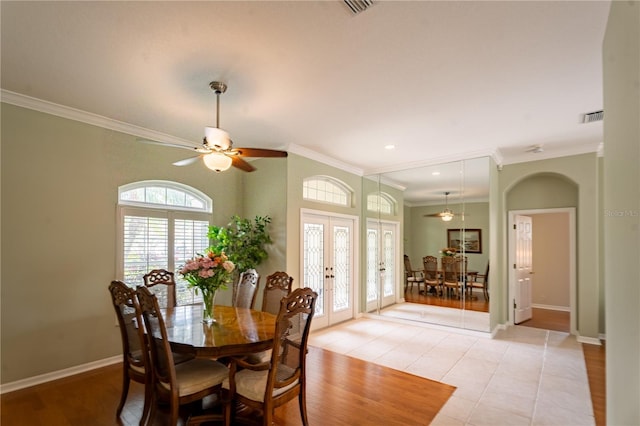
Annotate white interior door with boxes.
[514,214,533,324]
[365,220,399,312]
[302,211,356,329]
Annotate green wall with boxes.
[603,1,640,423]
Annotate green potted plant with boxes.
[207,215,272,276]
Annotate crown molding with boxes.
[287,143,364,176]
[1,89,195,146]
[363,148,501,175]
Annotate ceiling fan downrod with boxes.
[209,81,227,128]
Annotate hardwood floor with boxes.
[583,341,606,426]
[518,307,570,333]
[1,346,455,426]
[404,286,489,313]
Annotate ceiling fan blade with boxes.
[231,156,256,172]
[232,148,288,158]
[423,212,466,218]
[173,155,202,166]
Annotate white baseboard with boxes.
[1,355,122,394]
[532,303,570,312]
[577,335,602,346]
[491,323,508,338]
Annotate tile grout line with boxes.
[460,339,511,425]
[529,329,550,426]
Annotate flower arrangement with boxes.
[179,250,235,323]
[440,247,458,257]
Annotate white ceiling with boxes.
[1,1,610,202]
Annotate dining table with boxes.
[161,304,277,358]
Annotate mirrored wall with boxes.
[364,156,491,332]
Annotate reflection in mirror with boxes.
[365,157,490,332]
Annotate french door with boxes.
[301,210,357,329]
[365,220,399,312]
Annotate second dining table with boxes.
[161,304,277,358]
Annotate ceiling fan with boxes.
[145,81,287,172]
[423,192,462,221]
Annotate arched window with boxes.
[117,181,212,305]
[303,176,353,207]
[367,192,397,215]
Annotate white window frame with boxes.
[367,192,397,215]
[119,180,212,213]
[303,175,353,207]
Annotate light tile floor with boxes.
[308,316,595,426]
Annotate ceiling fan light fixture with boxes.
[204,127,231,150]
[202,152,232,172]
[441,209,454,222]
[440,191,454,221]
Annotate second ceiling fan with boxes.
[423,192,465,221]
[157,81,287,172]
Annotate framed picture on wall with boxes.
[447,228,482,254]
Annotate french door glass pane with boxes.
[303,223,325,316]
[366,228,379,302]
[383,229,395,297]
[333,225,350,312]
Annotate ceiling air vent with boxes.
[344,0,374,15]
[581,110,604,123]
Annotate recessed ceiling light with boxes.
[384,144,395,150]
[432,171,441,176]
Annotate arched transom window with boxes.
[303,176,353,207]
[367,192,397,215]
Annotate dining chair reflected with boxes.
[404,255,425,293]
[135,286,230,426]
[223,287,318,426]
[441,256,464,299]
[468,261,489,301]
[422,255,441,296]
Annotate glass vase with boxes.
[202,289,217,324]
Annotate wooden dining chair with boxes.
[232,269,260,309]
[142,268,177,308]
[224,287,318,426]
[261,271,293,315]
[135,286,231,426]
[422,255,441,296]
[109,281,153,426]
[404,255,425,293]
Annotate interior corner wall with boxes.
[603,1,640,424]
[498,154,600,339]
[241,157,288,309]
